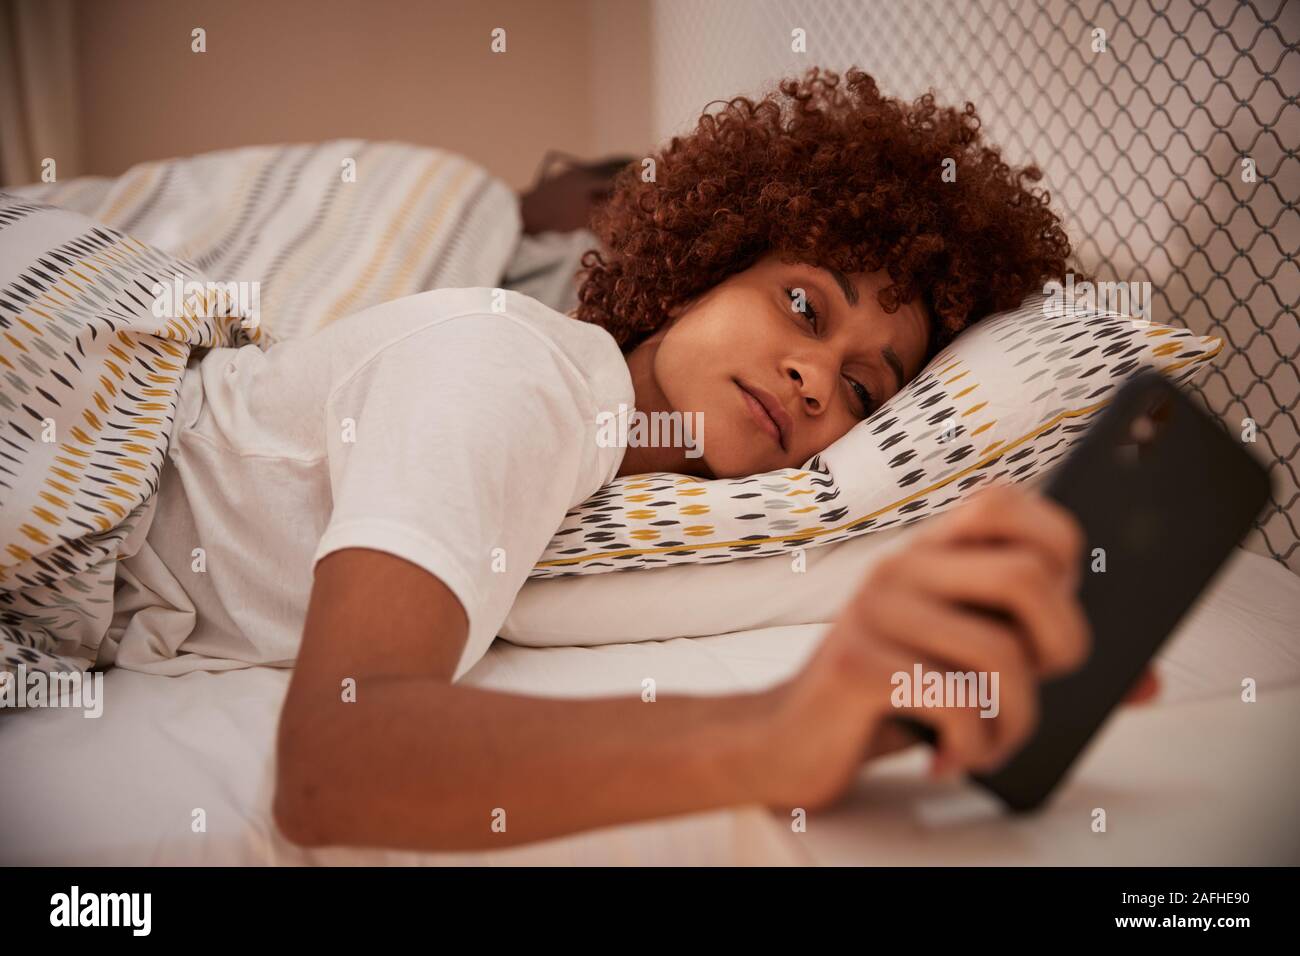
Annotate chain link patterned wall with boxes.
[651,0,1298,571]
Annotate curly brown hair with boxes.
[575,67,1072,360]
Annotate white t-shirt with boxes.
[102,288,633,681]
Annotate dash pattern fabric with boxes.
[0,196,265,676]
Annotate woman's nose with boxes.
[785,362,828,414]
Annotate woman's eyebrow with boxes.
[823,267,859,307]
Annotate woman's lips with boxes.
[736,378,789,451]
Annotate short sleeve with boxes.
[313,312,609,680]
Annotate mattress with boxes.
[2,545,1297,865]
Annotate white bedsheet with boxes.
[2,547,1297,865]
[795,683,1300,866]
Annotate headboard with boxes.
[650,0,1298,572]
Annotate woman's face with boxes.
[623,253,931,479]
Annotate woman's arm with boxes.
[273,548,781,852]
[275,484,1146,853]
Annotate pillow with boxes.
[522,292,1220,577]
[505,293,1220,646]
[503,518,921,646]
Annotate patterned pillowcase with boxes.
[528,294,1221,579]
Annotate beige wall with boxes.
[70,0,652,189]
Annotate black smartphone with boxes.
[899,369,1273,812]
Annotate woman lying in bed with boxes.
[258,68,1155,849]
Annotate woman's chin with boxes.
[697,447,774,480]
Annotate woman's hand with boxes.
[756,481,1157,812]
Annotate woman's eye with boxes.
[785,287,818,328]
[846,377,873,419]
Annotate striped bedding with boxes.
[0,141,523,679]
[9,139,524,339]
